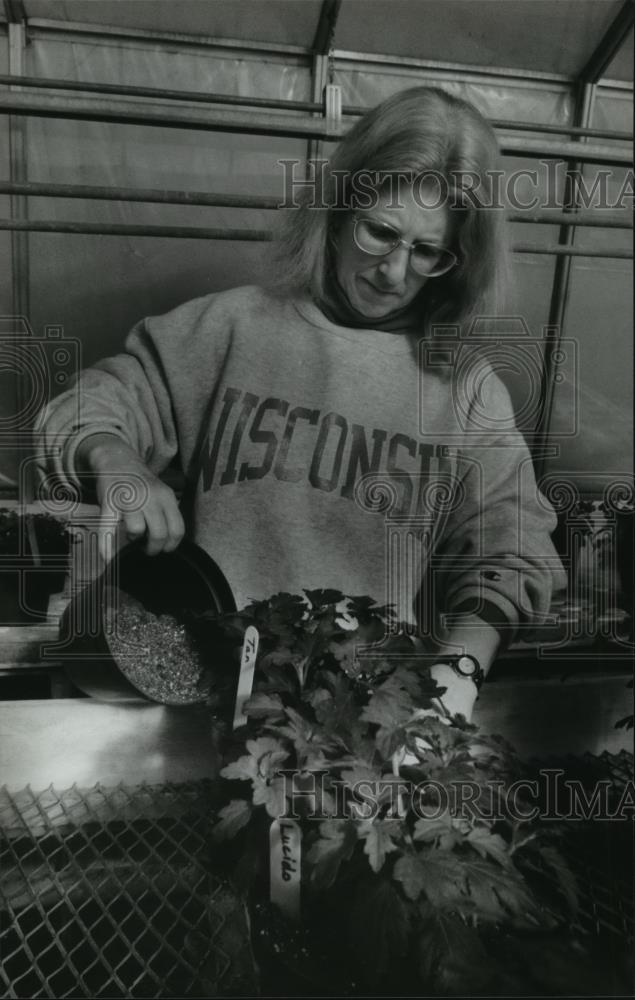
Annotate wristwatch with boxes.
[432,654,485,691]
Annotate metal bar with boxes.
[312,0,342,54]
[3,0,25,22]
[1,183,631,229]
[26,17,310,56]
[487,118,631,142]
[0,91,631,163]
[507,210,632,229]
[0,219,273,240]
[333,48,577,84]
[0,72,321,114]
[595,78,635,92]
[307,53,329,167]
[534,83,598,478]
[0,90,347,140]
[0,219,631,257]
[0,74,630,142]
[512,242,631,259]
[7,20,29,505]
[579,0,635,84]
[0,180,280,209]
[495,133,631,165]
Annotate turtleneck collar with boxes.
[315,272,428,335]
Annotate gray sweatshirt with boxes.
[35,285,565,633]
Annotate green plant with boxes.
[204,589,588,995]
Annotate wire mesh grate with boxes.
[1,755,633,998]
[0,781,231,999]
[525,750,634,945]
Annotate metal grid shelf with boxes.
[0,782,227,999]
[0,755,633,998]
[527,750,634,946]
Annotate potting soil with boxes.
[106,590,208,704]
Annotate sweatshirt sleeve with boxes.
[434,363,567,644]
[33,292,230,493]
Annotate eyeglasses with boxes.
[352,215,458,278]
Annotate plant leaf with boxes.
[466,826,512,868]
[393,850,468,907]
[413,812,456,845]
[243,691,285,719]
[212,799,252,842]
[303,588,345,608]
[252,775,288,819]
[245,736,286,763]
[462,856,545,928]
[357,818,402,873]
[417,907,490,994]
[528,844,580,916]
[314,673,361,741]
[348,876,411,984]
[220,754,258,782]
[306,819,358,888]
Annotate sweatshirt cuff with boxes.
[449,598,518,650]
[38,423,133,496]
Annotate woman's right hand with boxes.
[75,433,185,563]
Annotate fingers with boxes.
[98,478,184,562]
[160,493,186,553]
[139,486,185,554]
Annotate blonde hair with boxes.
[266,86,510,332]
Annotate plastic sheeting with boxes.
[333,0,627,78]
[24,33,311,368]
[542,160,633,486]
[0,27,20,492]
[540,92,633,486]
[0,28,11,317]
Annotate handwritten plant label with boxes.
[269,818,302,920]
[232,625,259,730]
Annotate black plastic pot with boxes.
[59,539,236,703]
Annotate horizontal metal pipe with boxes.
[0,218,273,240]
[0,72,321,114]
[496,133,631,165]
[0,180,281,210]
[0,92,631,164]
[512,242,632,258]
[333,47,575,85]
[0,182,631,229]
[0,73,631,141]
[0,218,631,257]
[506,209,632,229]
[488,118,632,142]
[0,91,343,140]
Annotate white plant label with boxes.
[232,625,259,730]
[269,818,302,920]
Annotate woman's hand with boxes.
[75,433,185,563]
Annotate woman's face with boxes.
[334,182,452,320]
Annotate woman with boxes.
[35,87,565,721]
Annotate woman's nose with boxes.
[377,245,410,285]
